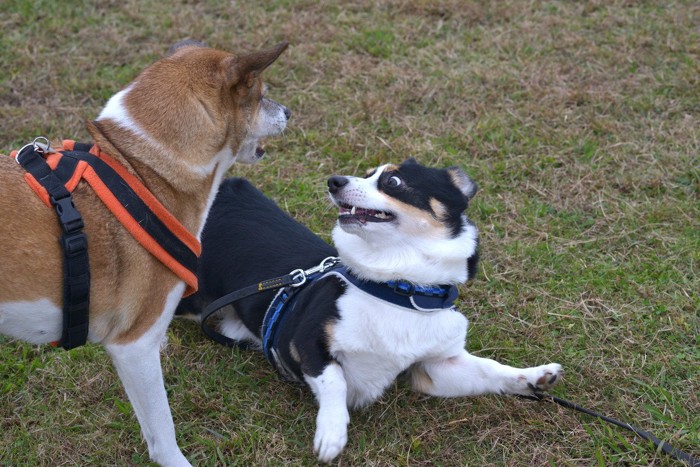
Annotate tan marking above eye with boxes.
[430,198,447,218]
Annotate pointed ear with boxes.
[225,41,289,88]
[448,166,478,201]
[402,157,419,165]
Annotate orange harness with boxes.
[12,139,201,348]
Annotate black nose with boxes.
[283,106,291,120]
[328,175,349,194]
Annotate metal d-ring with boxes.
[14,136,52,165]
[290,269,307,287]
[32,136,52,154]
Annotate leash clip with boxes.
[290,256,340,288]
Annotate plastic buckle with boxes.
[62,232,88,256]
[53,196,84,233]
[391,281,415,296]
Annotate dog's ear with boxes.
[402,157,419,165]
[448,166,478,202]
[225,41,289,88]
[167,39,207,56]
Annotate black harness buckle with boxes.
[53,196,85,233]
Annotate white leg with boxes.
[304,362,350,464]
[410,349,562,397]
[104,285,191,467]
[219,305,260,345]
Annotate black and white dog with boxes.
[176,159,562,463]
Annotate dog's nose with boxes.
[283,106,291,120]
[327,176,349,194]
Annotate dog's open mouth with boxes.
[338,203,395,224]
[255,145,265,158]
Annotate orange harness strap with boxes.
[13,140,201,296]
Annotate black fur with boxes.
[176,178,341,378]
[377,160,471,238]
[178,167,479,381]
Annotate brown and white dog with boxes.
[0,40,290,466]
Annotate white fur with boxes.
[235,97,289,164]
[218,305,260,344]
[98,86,142,134]
[310,164,561,462]
[331,165,479,284]
[304,363,350,463]
[105,282,191,467]
[333,223,477,284]
[0,298,63,344]
[313,284,561,464]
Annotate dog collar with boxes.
[326,265,459,312]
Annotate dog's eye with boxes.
[386,176,402,187]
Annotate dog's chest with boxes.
[329,288,467,407]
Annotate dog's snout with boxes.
[283,106,291,120]
[328,176,349,194]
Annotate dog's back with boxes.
[176,178,337,328]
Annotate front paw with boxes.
[526,363,563,393]
[314,420,348,463]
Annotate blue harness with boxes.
[260,264,459,381]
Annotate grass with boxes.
[1,0,698,465]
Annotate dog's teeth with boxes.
[351,206,356,215]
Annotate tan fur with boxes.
[385,196,446,233]
[0,42,288,345]
[290,342,301,363]
[408,362,434,393]
[429,197,447,219]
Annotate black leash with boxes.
[200,257,340,348]
[520,392,699,466]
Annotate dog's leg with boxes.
[304,362,350,463]
[218,305,260,345]
[104,287,190,467]
[409,349,562,397]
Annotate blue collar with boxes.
[327,265,459,312]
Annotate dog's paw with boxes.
[525,363,563,393]
[314,419,348,463]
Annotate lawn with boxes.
[1,0,698,465]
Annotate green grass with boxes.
[1,0,698,465]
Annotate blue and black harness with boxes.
[200,257,459,381]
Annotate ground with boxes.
[1,1,698,465]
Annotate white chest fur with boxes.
[329,285,468,408]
